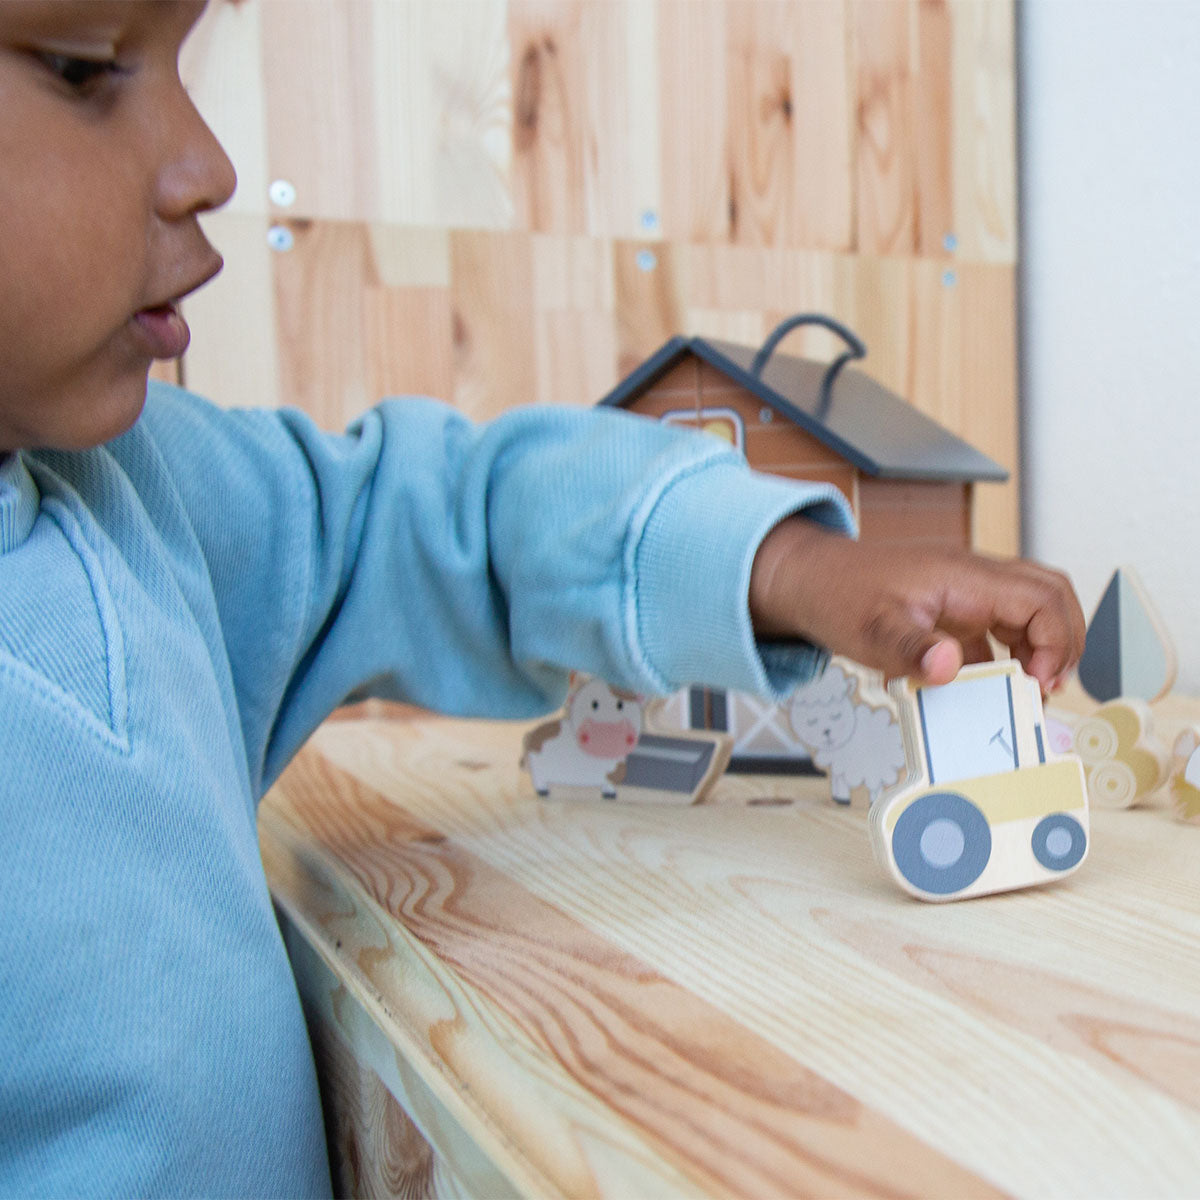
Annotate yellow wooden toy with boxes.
[870,660,1089,902]
[1072,699,1169,810]
[1168,726,1200,825]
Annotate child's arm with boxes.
[748,515,1086,691]
[138,386,855,791]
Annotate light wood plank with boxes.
[181,212,281,411]
[726,3,801,248]
[264,723,1015,1198]
[658,0,731,243]
[260,0,381,222]
[914,0,954,257]
[509,2,589,235]
[951,0,1018,263]
[271,219,372,429]
[450,231,538,421]
[853,0,917,254]
[792,0,856,250]
[614,240,687,378]
[273,714,1200,1199]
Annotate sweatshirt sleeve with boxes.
[140,384,854,792]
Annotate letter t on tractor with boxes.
[870,660,1089,902]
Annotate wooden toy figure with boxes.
[1071,699,1170,810]
[1168,726,1200,825]
[870,660,1089,902]
[522,676,642,799]
[1076,567,1177,704]
[521,675,731,805]
[787,659,904,806]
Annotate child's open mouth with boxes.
[132,303,191,360]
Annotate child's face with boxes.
[0,1,235,454]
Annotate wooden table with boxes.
[260,702,1200,1199]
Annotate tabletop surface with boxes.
[260,706,1200,1199]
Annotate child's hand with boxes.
[749,517,1086,691]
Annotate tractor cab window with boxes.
[917,672,1021,784]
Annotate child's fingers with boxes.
[871,566,1082,689]
[921,558,1083,689]
[975,565,1086,687]
[748,519,1086,690]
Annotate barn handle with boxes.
[750,313,867,416]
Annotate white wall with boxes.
[1019,0,1200,693]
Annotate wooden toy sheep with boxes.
[787,662,905,806]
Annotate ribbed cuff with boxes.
[628,459,855,699]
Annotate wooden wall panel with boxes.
[180,0,1019,555]
[792,2,855,251]
[658,1,730,243]
[260,2,381,222]
[952,0,1017,262]
[613,241,687,376]
[450,231,539,421]
[182,213,279,409]
[853,0,917,255]
[726,4,799,248]
[915,0,955,257]
[509,3,588,234]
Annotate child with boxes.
[0,2,1085,1195]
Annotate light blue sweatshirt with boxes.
[0,383,852,1196]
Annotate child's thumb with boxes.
[860,617,963,685]
[913,637,964,686]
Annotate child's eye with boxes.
[34,51,124,93]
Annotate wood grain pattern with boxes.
[951,0,1017,263]
[304,991,439,1199]
[181,0,1021,555]
[262,712,1200,1198]
[854,0,917,255]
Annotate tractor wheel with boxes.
[892,792,992,897]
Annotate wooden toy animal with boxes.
[522,677,643,799]
[521,677,733,805]
[787,660,904,806]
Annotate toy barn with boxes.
[599,315,1008,771]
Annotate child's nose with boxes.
[156,89,238,220]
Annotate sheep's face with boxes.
[790,697,856,752]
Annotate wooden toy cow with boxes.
[522,677,643,799]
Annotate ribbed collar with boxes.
[0,452,40,554]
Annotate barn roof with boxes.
[598,335,1008,483]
